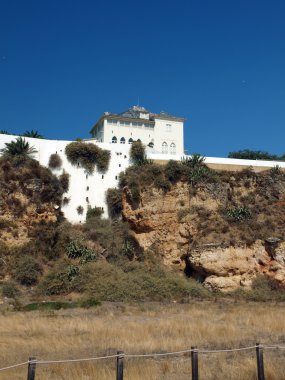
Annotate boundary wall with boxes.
[1,134,285,223]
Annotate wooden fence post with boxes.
[116,351,124,380]
[256,343,265,380]
[191,346,199,380]
[27,357,36,380]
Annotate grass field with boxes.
[0,300,285,379]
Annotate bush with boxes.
[228,149,279,161]
[226,207,251,222]
[106,188,122,218]
[2,281,19,298]
[62,196,70,205]
[66,239,97,264]
[48,154,62,169]
[130,141,147,165]
[86,206,103,220]
[59,171,70,192]
[77,205,84,215]
[165,160,183,183]
[72,261,211,301]
[65,141,110,173]
[13,256,42,286]
[153,176,171,192]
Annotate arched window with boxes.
[162,142,168,154]
[148,141,154,148]
[170,142,176,154]
[128,138,133,144]
[120,137,126,144]
[112,136,117,144]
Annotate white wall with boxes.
[0,134,131,223]
[103,120,155,146]
[153,118,184,155]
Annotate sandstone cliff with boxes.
[122,171,285,291]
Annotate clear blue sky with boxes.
[0,0,284,157]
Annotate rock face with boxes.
[122,178,285,292]
[189,241,285,291]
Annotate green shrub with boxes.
[153,176,171,192]
[86,206,103,220]
[77,205,84,215]
[66,239,97,264]
[0,137,37,157]
[59,171,70,192]
[106,188,122,218]
[270,165,282,178]
[2,281,19,298]
[72,261,211,302]
[65,141,110,173]
[165,160,183,183]
[62,196,70,205]
[226,207,251,222]
[21,301,77,311]
[13,256,42,286]
[228,149,278,161]
[130,141,147,165]
[48,154,62,169]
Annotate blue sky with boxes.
[0,0,284,157]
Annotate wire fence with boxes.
[1,343,284,379]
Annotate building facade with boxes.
[90,106,185,155]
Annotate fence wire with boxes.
[1,343,284,373]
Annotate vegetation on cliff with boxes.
[65,141,110,173]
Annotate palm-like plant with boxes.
[0,137,37,157]
[0,130,10,135]
[22,130,44,139]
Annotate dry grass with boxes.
[0,301,285,379]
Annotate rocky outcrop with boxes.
[122,177,285,292]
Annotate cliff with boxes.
[122,169,285,291]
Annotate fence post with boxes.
[27,357,36,380]
[256,343,265,380]
[116,351,124,380]
[191,346,199,380]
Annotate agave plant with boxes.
[0,137,37,157]
[181,153,206,169]
[22,130,44,139]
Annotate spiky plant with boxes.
[22,130,44,139]
[0,137,37,157]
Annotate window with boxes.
[162,142,168,154]
[166,123,172,132]
[86,197,89,203]
[102,175,104,179]
[128,138,133,144]
[86,186,89,191]
[120,137,126,144]
[119,164,121,167]
[170,142,176,154]
[120,121,130,126]
[108,119,117,125]
[148,142,154,148]
[112,136,117,143]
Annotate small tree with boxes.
[22,130,44,139]
[48,153,62,169]
[130,141,148,165]
[0,137,37,157]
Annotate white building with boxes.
[90,105,185,155]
